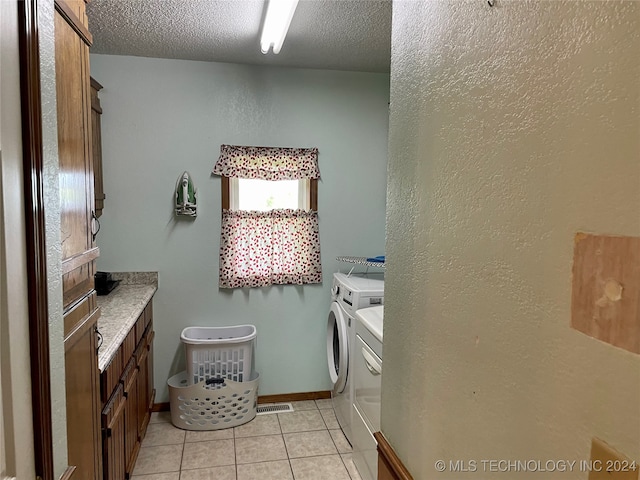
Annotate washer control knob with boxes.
[331,285,340,296]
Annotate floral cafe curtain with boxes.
[213,145,322,289]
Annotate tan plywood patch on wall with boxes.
[571,233,640,354]
[588,437,639,480]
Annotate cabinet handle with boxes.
[91,210,101,241]
[205,377,225,385]
[95,325,103,353]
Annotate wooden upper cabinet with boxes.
[55,0,98,312]
[91,77,106,217]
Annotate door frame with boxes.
[17,0,55,478]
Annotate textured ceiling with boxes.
[86,0,392,73]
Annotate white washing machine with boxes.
[352,305,384,480]
[326,272,384,444]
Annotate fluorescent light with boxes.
[260,0,299,54]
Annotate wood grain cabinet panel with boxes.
[122,359,141,477]
[55,0,97,312]
[56,0,89,30]
[64,307,102,480]
[136,318,155,439]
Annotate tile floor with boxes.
[131,399,362,480]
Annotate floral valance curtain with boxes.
[213,144,322,289]
[212,144,320,180]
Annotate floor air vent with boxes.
[256,403,294,415]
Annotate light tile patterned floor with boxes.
[131,400,362,480]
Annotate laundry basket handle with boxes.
[205,377,225,385]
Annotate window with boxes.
[213,145,322,288]
[222,177,317,211]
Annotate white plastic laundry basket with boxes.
[168,371,259,430]
[181,325,256,387]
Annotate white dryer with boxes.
[352,305,384,480]
[327,272,384,444]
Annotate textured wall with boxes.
[38,0,69,475]
[90,55,389,401]
[384,1,640,478]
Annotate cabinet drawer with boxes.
[102,384,125,430]
[63,290,98,338]
[101,345,123,405]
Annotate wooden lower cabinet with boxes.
[64,301,102,480]
[102,300,155,480]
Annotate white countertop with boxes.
[96,275,157,372]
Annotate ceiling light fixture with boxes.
[260,0,299,54]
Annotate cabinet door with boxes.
[136,339,150,439]
[122,360,141,477]
[146,324,156,412]
[90,77,106,217]
[64,304,102,480]
[55,2,99,312]
[102,385,126,480]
